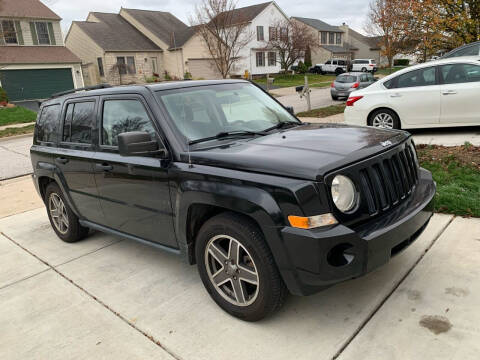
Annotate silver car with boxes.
[331,72,375,100]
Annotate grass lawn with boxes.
[255,74,336,88]
[296,104,346,118]
[0,107,37,126]
[0,124,35,138]
[417,144,480,217]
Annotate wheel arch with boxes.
[367,107,401,128]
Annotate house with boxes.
[65,12,163,86]
[292,17,387,66]
[0,0,83,102]
[211,1,289,78]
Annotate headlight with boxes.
[331,175,357,212]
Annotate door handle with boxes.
[442,90,457,95]
[56,157,69,165]
[390,93,402,98]
[96,163,113,171]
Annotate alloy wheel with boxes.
[49,193,69,234]
[205,235,259,306]
[372,113,394,129]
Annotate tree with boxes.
[192,0,253,78]
[266,19,318,72]
[365,0,415,67]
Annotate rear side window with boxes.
[62,101,95,144]
[102,99,156,147]
[395,67,437,88]
[36,104,61,143]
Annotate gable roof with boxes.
[348,28,382,50]
[293,17,342,33]
[214,2,272,26]
[0,0,61,20]
[0,46,80,64]
[73,13,161,52]
[121,8,192,49]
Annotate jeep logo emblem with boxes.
[380,140,393,147]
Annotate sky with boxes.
[41,0,371,36]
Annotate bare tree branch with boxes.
[266,19,318,72]
[191,0,253,78]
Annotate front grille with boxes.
[325,140,420,226]
[358,144,418,216]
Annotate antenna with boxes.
[172,31,181,79]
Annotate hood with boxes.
[187,123,409,180]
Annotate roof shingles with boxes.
[74,13,161,52]
[0,46,80,64]
[0,0,61,20]
[293,17,342,33]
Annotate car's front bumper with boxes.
[280,168,435,296]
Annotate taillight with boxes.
[331,82,335,88]
[351,82,359,88]
[346,96,363,106]
[369,64,374,67]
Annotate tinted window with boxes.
[383,79,394,89]
[62,102,95,144]
[36,104,61,143]
[360,74,369,82]
[325,60,331,64]
[338,60,346,65]
[440,63,480,84]
[396,67,436,88]
[102,100,155,147]
[445,44,480,58]
[336,75,357,83]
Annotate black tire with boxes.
[361,67,367,72]
[335,68,344,75]
[45,182,89,243]
[368,108,401,130]
[195,212,287,322]
[331,95,339,100]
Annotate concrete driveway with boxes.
[1,189,479,359]
[0,135,33,180]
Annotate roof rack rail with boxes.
[51,83,112,98]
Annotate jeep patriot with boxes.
[30,80,435,321]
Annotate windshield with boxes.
[155,82,298,143]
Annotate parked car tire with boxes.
[361,67,367,72]
[195,212,287,322]
[335,68,344,75]
[331,95,339,100]
[45,182,89,243]
[368,108,400,130]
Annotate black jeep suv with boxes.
[31,80,435,321]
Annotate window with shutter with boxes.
[35,22,50,45]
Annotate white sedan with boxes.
[344,56,480,129]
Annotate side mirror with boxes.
[285,106,294,115]
[118,131,168,158]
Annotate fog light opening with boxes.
[327,243,355,267]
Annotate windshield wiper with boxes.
[262,121,301,133]
[188,130,266,145]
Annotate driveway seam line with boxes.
[53,239,124,268]
[1,231,183,360]
[0,268,51,291]
[331,215,455,360]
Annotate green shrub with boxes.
[184,71,192,79]
[393,59,410,66]
[0,87,8,104]
[297,61,308,74]
[164,71,172,80]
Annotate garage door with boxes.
[0,68,74,101]
[188,59,222,80]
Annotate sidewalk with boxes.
[0,122,35,131]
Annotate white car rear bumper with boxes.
[344,106,368,126]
